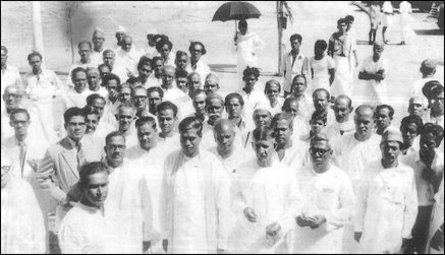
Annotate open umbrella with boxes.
[212,1,262,22]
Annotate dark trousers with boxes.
[408,205,434,254]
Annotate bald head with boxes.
[122,35,133,51]
[214,119,235,135]
[213,119,236,157]
[3,85,25,109]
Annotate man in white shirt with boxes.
[225,92,251,148]
[161,65,188,104]
[90,28,105,66]
[354,128,418,253]
[189,41,210,85]
[239,67,268,125]
[408,96,430,123]
[281,34,309,97]
[1,85,27,141]
[1,45,22,99]
[410,59,439,98]
[326,95,355,139]
[157,101,180,151]
[374,104,394,136]
[160,116,232,253]
[115,102,138,148]
[67,41,101,88]
[312,88,336,126]
[399,115,423,156]
[62,67,93,109]
[86,67,107,98]
[290,74,314,122]
[292,133,355,253]
[115,35,143,82]
[201,94,225,151]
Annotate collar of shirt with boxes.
[77,202,104,215]
[67,136,84,149]
[288,51,305,60]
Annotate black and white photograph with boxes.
[1,1,444,254]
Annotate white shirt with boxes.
[277,140,308,171]
[234,31,265,69]
[310,55,335,91]
[24,69,65,102]
[209,145,253,177]
[281,51,309,93]
[1,64,22,104]
[61,88,93,109]
[66,60,101,88]
[190,60,211,85]
[326,119,355,140]
[354,161,418,253]
[239,87,269,123]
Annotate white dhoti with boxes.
[331,56,352,97]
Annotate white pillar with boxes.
[32,1,44,56]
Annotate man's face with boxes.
[290,39,301,52]
[334,99,352,123]
[244,74,257,91]
[83,172,109,208]
[160,44,171,59]
[91,99,105,118]
[116,32,125,44]
[10,112,30,137]
[119,87,132,103]
[420,132,437,156]
[29,55,42,73]
[339,22,347,33]
[266,84,280,102]
[254,139,274,166]
[105,135,126,166]
[122,37,132,52]
[313,91,329,111]
[117,107,135,132]
[310,119,325,134]
[408,99,427,117]
[148,91,162,114]
[162,67,175,87]
[138,64,152,79]
[188,75,202,93]
[132,88,148,112]
[292,77,307,97]
[65,115,86,142]
[72,71,88,93]
[87,69,101,89]
[193,93,206,115]
[158,109,177,135]
[254,110,271,128]
[98,65,111,78]
[401,123,419,146]
[1,49,7,67]
[215,128,235,155]
[138,123,157,150]
[3,87,23,109]
[431,92,444,115]
[309,140,331,169]
[204,81,219,96]
[92,32,105,49]
[375,108,392,132]
[283,101,299,118]
[373,46,383,59]
[239,24,247,35]
[180,128,201,157]
[226,97,243,119]
[206,98,224,125]
[190,44,204,61]
[153,60,164,77]
[355,110,374,138]
[103,52,115,68]
[176,77,188,92]
[107,80,119,100]
[380,141,401,165]
[274,119,292,145]
[85,114,99,134]
[78,43,91,62]
[176,54,188,70]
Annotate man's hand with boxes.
[430,229,444,251]
[308,215,326,229]
[265,222,282,246]
[243,207,257,223]
[143,241,151,253]
[217,248,230,254]
[162,239,168,253]
[296,215,312,227]
[354,232,362,242]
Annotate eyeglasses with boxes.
[107,144,126,150]
[309,148,329,156]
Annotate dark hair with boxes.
[272,112,294,130]
[135,116,157,130]
[310,110,328,124]
[179,116,203,137]
[152,56,164,68]
[282,97,299,111]
[64,107,86,124]
[335,95,353,109]
[313,88,331,101]
[420,123,444,147]
[86,93,105,106]
[401,115,423,130]
[71,67,87,81]
[265,79,281,94]
[82,105,99,116]
[147,86,164,99]
[243,66,260,80]
[157,101,178,117]
[315,40,328,51]
[176,50,188,60]
[156,38,173,52]
[238,19,247,28]
[253,126,274,142]
[9,108,30,121]
[105,131,126,146]
[176,69,188,79]
[374,104,395,120]
[310,133,330,147]
[345,15,355,23]
[188,41,207,55]
[79,161,108,187]
[126,76,142,85]
[192,89,206,99]
[78,41,92,50]
[290,33,302,43]
[102,49,115,57]
[1,45,8,54]
[137,56,152,70]
[27,51,42,62]
[337,18,347,27]
[225,93,244,107]
[103,73,121,87]
[292,74,307,86]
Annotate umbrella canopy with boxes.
[212,1,261,22]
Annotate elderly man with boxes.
[272,112,307,170]
[290,74,314,122]
[402,123,444,254]
[209,119,251,176]
[1,151,46,254]
[101,131,153,253]
[67,41,100,88]
[374,104,394,135]
[189,41,210,85]
[115,102,138,148]
[354,128,418,253]
[230,126,302,253]
[201,94,225,150]
[280,34,309,98]
[102,49,117,73]
[358,42,389,106]
[37,107,102,231]
[187,72,202,98]
[161,65,186,102]
[243,108,272,149]
[399,115,423,156]
[62,67,93,109]
[160,116,231,253]
[326,94,355,139]
[1,85,27,141]
[410,59,439,98]
[115,35,143,81]
[58,161,121,253]
[86,67,107,98]
[157,101,180,150]
[408,96,429,123]
[423,81,444,129]
[1,45,22,98]
[131,86,149,116]
[281,96,310,141]
[312,88,335,126]
[204,73,220,96]
[90,28,106,65]
[126,117,165,253]
[147,86,163,116]
[113,25,127,51]
[291,134,355,253]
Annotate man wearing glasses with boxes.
[37,107,102,232]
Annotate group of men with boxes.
[1,9,444,255]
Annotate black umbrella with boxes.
[212,1,262,22]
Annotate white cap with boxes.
[117,25,127,33]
